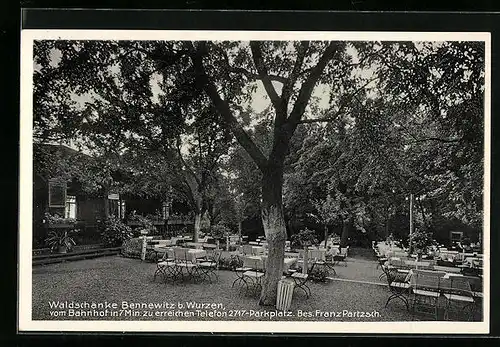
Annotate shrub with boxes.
[128,214,157,236]
[218,255,243,270]
[121,238,143,258]
[210,224,231,239]
[309,266,330,282]
[43,212,76,225]
[409,229,433,256]
[291,228,319,250]
[100,216,133,247]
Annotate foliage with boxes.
[44,229,77,252]
[121,237,143,258]
[409,229,433,255]
[290,228,319,249]
[128,214,157,235]
[99,216,133,247]
[309,266,330,282]
[43,212,76,225]
[209,224,232,239]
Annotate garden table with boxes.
[442,273,464,279]
[188,249,207,262]
[251,246,265,255]
[309,249,326,261]
[186,242,204,249]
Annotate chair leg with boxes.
[444,299,451,320]
[434,297,439,320]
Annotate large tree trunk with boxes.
[324,224,328,248]
[193,210,201,243]
[340,217,352,248]
[259,165,287,306]
[238,220,242,243]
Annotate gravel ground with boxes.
[32,250,481,322]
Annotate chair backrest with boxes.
[389,257,404,268]
[413,272,441,292]
[473,259,483,268]
[209,249,222,268]
[413,269,446,278]
[173,247,190,263]
[241,256,264,271]
[447,276,473,297]
[310,249,326,261]
[156,240,169,247]
[433,265,461,273]
[393,251,408,258]
[386,267,410,284]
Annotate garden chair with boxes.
[313,248,337,277]
[173,247,200,282]
[240,256,265,295]
[241,244,253,255]
[442,276,475,321]
[231,254,252,289]
[332,247,348,266]
[466,276,483,321]
[384,265,411,311]
[411,271,442,320]
[198,249,222,283]
[153,248,177,283]
[376,256,388,270]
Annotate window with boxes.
[48,179,66,207]
[65,195,77,219]
[162,201,170,219]
[120,200,126,219]
[107,193,125,219]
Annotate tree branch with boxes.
[249,41,285,117]
[297,76,379,125]
[281,41,309,108]
[287,42,341,129]
[176,138,201,187]
[407,136,462,144]
[188,41,269,172]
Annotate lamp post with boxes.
[163,186,173,237]
[407,193,414,253]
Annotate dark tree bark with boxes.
[258,163,288,305]
[340,217,352,248]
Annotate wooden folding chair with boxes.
[198,249,222,283]
[173,247,200,282]
[442,276,475,321]
[384,266,411,311]
[411,271,442,320]
[241,256,265,295]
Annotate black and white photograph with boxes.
[19,30,490,333]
